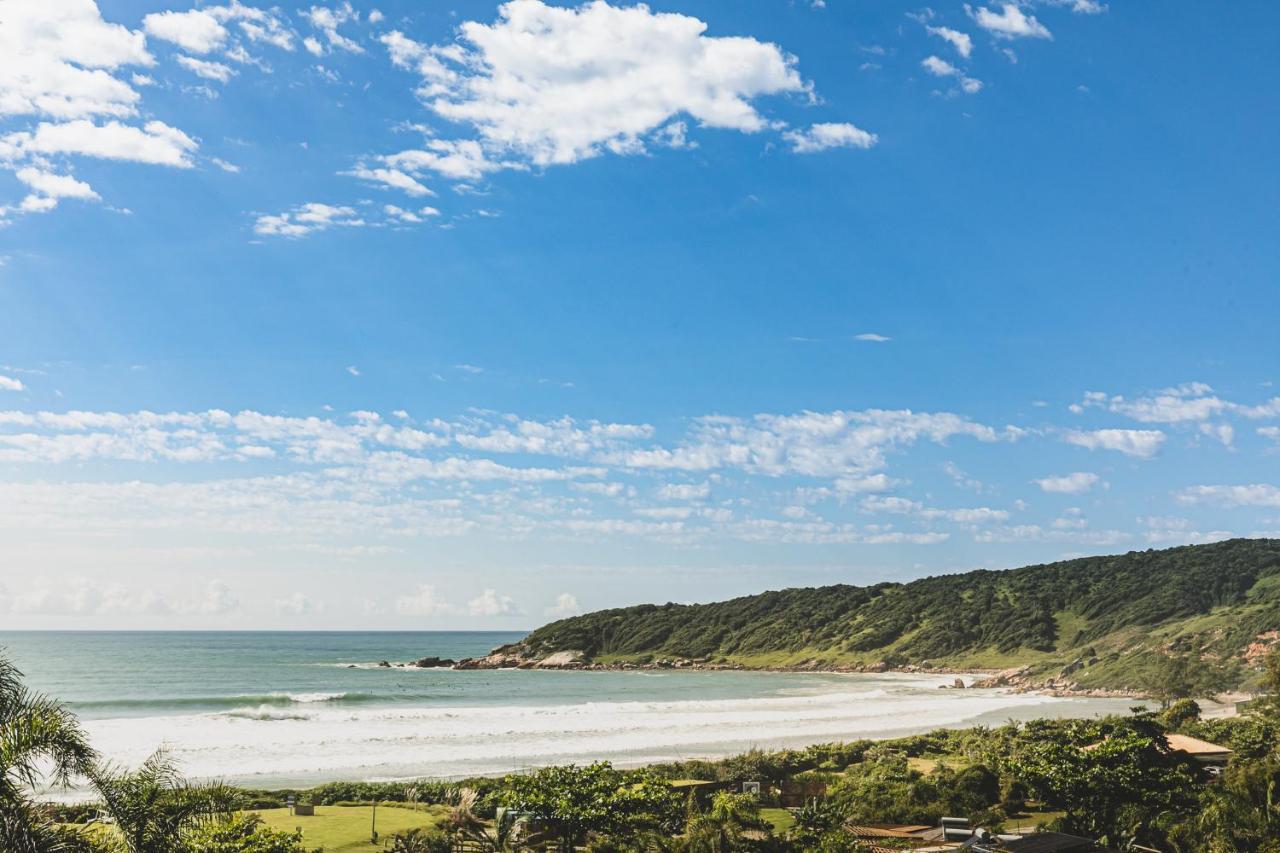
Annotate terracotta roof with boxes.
[1163,733,1232,756]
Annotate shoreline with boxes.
[442,645,1156,701]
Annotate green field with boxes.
[250,804,448,852]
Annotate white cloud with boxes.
[0,0,151,121]
[967,3,1052,39]
[5,119,198,167]
[615,409,1005,478]
[545,592,581,618]
[783,122,878,153]
[1260,426,1280,447]
[926,25,973,58]
[859,494,1008,524]
[13,167,99,212]
[144,9,229,54]
[854,332,891,342]
[1075,383,1280,423]
[396,583,454,616]
[655,482,710,501]
[254,202,364,237]
[468,588,520,616]
[1176,484,1280,509]
[275,591,323,615]
[302,3,363,54]
[376,139,509,182]
[1063,428,1165,458]
[1034,472,1099,494]
[922,55,960,77]
[345,165,434,197]
[190,579,239,614]
[381,0,812,168]
[0,376,25,391]
[176,55,236,83]
[920,56,982,95]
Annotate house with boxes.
[1162,733,1232,767]
[1082,733,1232,768]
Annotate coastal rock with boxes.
[411,656,456,668]
[377,660,391,668]
[453,643,535,670]
[971,665,1031,689]
[535,650,586,669]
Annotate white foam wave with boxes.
[74,673,1136,787]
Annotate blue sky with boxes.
[1,0,1278,629]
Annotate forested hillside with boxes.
[521,539,1280,690]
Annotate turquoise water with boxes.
[1,631,525,718]
[0,632,1145,790]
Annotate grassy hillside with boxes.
[521,539,1280,690]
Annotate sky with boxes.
[0,0,1278,629]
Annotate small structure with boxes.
[1163,733,1233,767]
[292,804,314,816]
[779,776,827,807]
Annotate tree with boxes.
[0,651,96,853]
[87,748,239,853]
[1007,728,1201,846]
[500,763,682,849]
[683,792,771,851]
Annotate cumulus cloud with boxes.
[395,583,454,616]
[1034,472,1100,494]
[545,592,581,618]
[378,0,821,170]
[920,56,982,94]
[655,482,710,501]
[1063,428,1165,458]
[275,591,323,615]
[468,588,520,616]
[302,3,363,55]
[967,3,1052,39]
[176,55,236,83]
[1074,383,1280,423]
[926,25,973,58]
[144,8,231,54]
[615,409,1007,478]
[0,376,25,391]
[0,0,151,122]
[783,122,877,153]
[1176,484,1280,508]
[4,120,198,167]
[253,202,364,237]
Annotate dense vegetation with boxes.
[522,539,1280,689]
[9,646,1280,850]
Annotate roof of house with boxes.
[1163,733,1232,756]
[1082,733,1232,757]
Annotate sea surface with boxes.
[1,631,1145,792]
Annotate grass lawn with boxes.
[906,755,969,773]
[250,804,448,852]
[760,807,795,834]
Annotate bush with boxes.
[184,814,312,853]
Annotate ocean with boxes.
[1,631,1144,793]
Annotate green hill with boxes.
[519,539,1280,691]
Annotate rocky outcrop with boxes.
[535,650,586,668]
[411,656,456,668]
[453,643,534,670]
